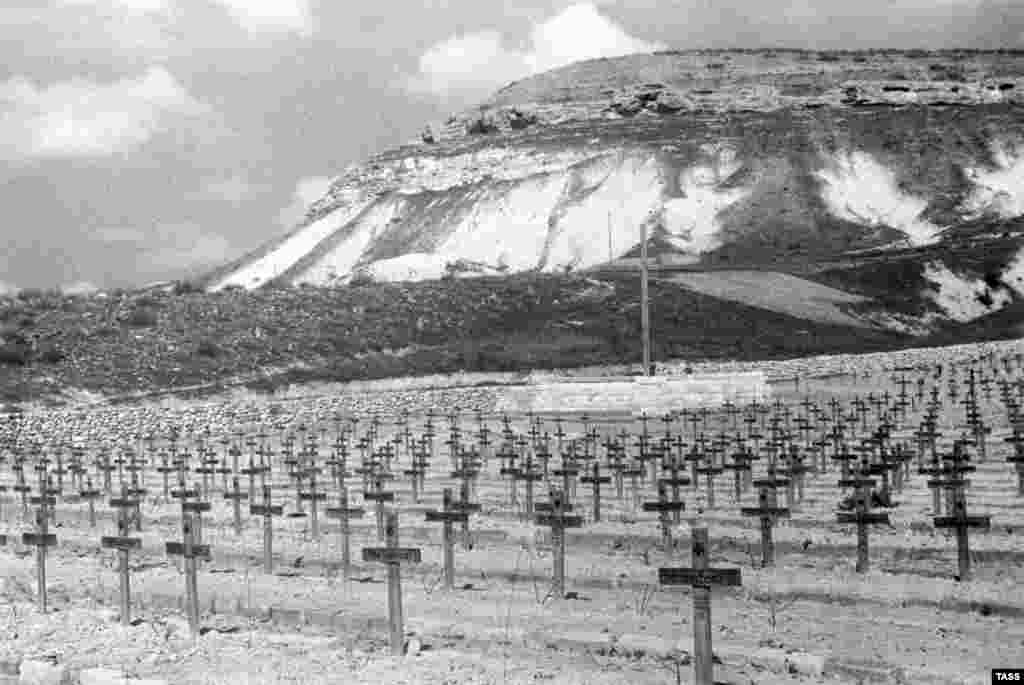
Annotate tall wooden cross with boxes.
[164,514,210,637]
[580,462,611,523]
[362,512,422,656]
[535,490,582,598]
[933,490,990,581]
[425,488,469,591]
[223,476,248,536]
[250,485,283,574]
[299,470,327,541]
[23,476,58,613]
[658,527,742,685]
[740,486,790,567]
[325,487,364,581]
[836,476,889,573]
[642,482,684,551]
[100,499,142,625]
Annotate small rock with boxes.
[162,617,189,637]
[18,660,64,685]
[404,638,422,656]
[785,652,825,678]
[79,668,128,685]
[749,647,788,672]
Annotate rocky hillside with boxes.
[204,49,1024,336]
[0,275,921,405]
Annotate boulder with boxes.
[17,660,64,685]
[785,652,826,677]
[79,668,128,685]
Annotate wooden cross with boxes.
[79,477,101,528]
[933,490,990,581]
[513,454,543,520]
[364,473,395,542]
[250,485,283,574]
[325,487,364,581]
[23,478,57,613]
[100,500,142,625]
[642,482,684,550]
[425,488,469,591]
[222,476,248,535]
[180,485,211,549]
[535,490,582,598]
[658,527,742,685]
[240,456,264,502]
[695,458,724,510]
[580,462,611,522]
[299,471,327,540]
[740,487,790,567]
[362,512,422,656]
[156,454,177,501]
[164,514,210,637]
[836,477,889,573]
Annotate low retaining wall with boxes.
[494,371,768,414]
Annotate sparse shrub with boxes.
[195,340,220,358]
[36,341,65,364]
[123,306,158,327]
[466,115,500,135]
[349,269,375,287]
[172,280,203,295]
[0,343,30,365]
[16,288,44,302]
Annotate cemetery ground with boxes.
[0,353,1022,684]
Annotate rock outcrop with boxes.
[204,49,1024,333]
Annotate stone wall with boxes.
[494,372,769,414]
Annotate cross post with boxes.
[658,527,742,685]
[362,512,421,656]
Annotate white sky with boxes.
[0,0,1019,288]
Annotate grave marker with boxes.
[250,485,283,574]
[658,527,742,685]
[363,512,421,656]
[933,491,990,581]
[23,479,57,613]
[580,462,611,523]
[642,482,684,550]
[325,488,364,581]
[740,487,790,567]
[836,477,889,573]
[100,503,142,625]
[535,490,582,598]
[164,514,210,637]
[424,488,468,591]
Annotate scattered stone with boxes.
[785,652,826,677]
[17,660,64,685]
[78,668,127,685]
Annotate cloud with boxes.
[405,2,664,98]
[204,176,253,208]
[98,222,233,270]
[277,175,333,227]
[213,0,314,35]
[56,0,169,11]
[0,67,207,160]
[149,226,233,269]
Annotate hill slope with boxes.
[204,49,1024,336]
[0,276,919,404]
